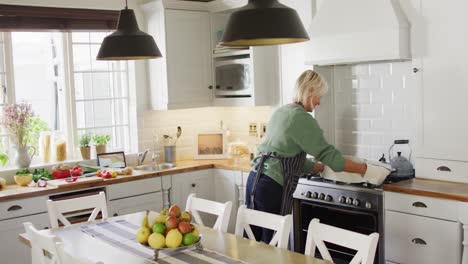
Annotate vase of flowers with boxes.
[0,103,36,168]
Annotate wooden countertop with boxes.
[384,178,468,202]
[0,159,251,203]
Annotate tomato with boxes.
[73,166,80,170]
[97,170,102,177]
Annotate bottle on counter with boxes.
[53,131,67,162]
[39,131,52,163]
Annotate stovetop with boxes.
[294,173,413,212]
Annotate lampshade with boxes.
[220,0,309,46]
[97,8,162,60]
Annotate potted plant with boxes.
[0,103,36,168]
[79,132,92,160]
[93,134,111,155]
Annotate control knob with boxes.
[312,192,319,199]
[353,199,361,206]
[325,195,333,202]
[365,202,372,209]
[318,193,325,200]
[305,191,312,198]
[346,197,353,205]
[339,196,346,203]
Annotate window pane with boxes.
[72,32,90,43]
[92,72,111,98]
[73,44,91,71]
[11,32,64,131]
[75,101,95,129]
[71,31,131,153]
[0,43,5,73]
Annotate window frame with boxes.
[0,30,138,167]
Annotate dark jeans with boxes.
[245,170,283,244]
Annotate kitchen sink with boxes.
[134,163,176,172]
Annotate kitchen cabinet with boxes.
[170,170,214,211]
[412,0,468,162]
[143,2,212,110]
[384,192,462,263]
[0,196,50,264]
[109,192,163,217]
[107,177,163,217]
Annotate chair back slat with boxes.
[185,193,232,233]
[234,205,292,249]
[47,191,108,228]
[304,218,379,264]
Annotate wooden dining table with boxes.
[19,211,330,264]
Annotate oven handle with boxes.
[411,238,427,245]
[302,201,379,218]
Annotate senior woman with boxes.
[246,70,389,243]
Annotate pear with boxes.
[160,208,168,216]
[136,210,151,244]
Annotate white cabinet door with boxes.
[385,210,462,264]
[165,9,212,109]
[213,169,236,233]
[109,192,163,217]
[171,170,213,210]
[0,213,49,264]
[144,5,212,110]
[417,1,468,161]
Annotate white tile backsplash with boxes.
[137,106,272,160]
[328,61,417,160]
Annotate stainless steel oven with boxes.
[214,57,252,98]
[293,177,384,264]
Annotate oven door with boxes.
[214,58,252,97]
[293,199,383,264]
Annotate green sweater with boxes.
[253,104,345,186]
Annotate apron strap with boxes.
[250,153,274,209]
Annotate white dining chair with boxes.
[185,193,232,233]
[24,222,103,264]
[47,191,109,228]
[234,205,293,249]
[304,218,379,264]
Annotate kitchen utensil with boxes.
[388,139,415,178]
[175,126,182,144]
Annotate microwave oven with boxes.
[214,57,252,98]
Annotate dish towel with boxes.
[321,158,392,185]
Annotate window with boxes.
[71,32,130,152]
[0,31,135,167]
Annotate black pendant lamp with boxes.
[220,0,309,47]
[97,0,162,60]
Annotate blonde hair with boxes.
[293,70,329,103]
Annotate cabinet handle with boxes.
[113,213,118,217]
[412,201,427,208]
[7,205,22,211]
[437,166,451,172]
[191,183,196,188]
[215,85,221,90]
[413,67,419,73]
[208,85,213,90]
[411,238,427,245]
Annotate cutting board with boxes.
[47,176,104,188]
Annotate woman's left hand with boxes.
[312,162,324,173]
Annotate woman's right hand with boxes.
[344,159,367,176]
[312,162,324,173]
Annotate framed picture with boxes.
[194,130,227,160]
[97,151,127,168]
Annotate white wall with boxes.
[316,61,418,161]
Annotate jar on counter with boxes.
[39,131,52,163]
[53,131,67,162]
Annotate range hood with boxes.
[306,0,411,65]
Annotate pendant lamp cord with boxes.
[125,0,128,9]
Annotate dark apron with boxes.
[251,151,307,215]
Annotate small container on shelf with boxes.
[228,141,250,165]
[39,131,52,163]
[53,131,67,162]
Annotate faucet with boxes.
[137,149,150,166]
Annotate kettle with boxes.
[388,139,415,178]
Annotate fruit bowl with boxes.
[149,235,203,261]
